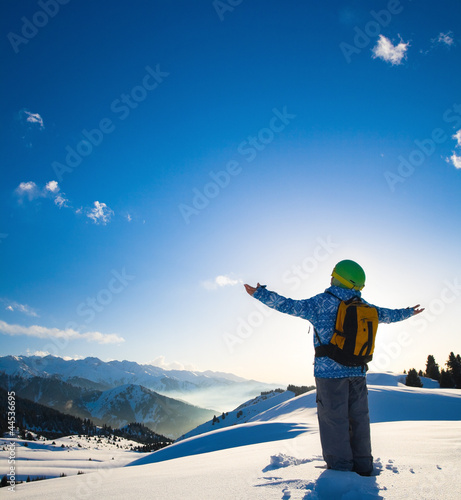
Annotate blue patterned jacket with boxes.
[253,284,414,379]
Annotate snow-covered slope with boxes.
[10,372,461,499]
[178,389,296,441]
[247,382,461,425]
[0,434,150,485]
[366,371,440,389]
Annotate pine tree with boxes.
[425,355,440,381]
[439,369,454,388]
[446,352,461,389]
[405,368,423,388]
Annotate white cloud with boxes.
[148,355,196,371]
[446,130,461,169]
[201,274,242,290]
[16,109,45,148]
[436,32,454,47]
[216,275,241,287]
[0,320,124,344]
[372,35,409,65]
[15,182,114,223]
[23,110,44,129]
[46,180,69,207]
[450,153,461,169]
[18,181,37,192]
[18,108,45,130]
[16,181,39,200]
[54,194,68,208]
[16,180,69,208]
[45,180,60,193]
[453,130,461,148]
[86,201,114,225]
[422,32,456,56]
[2,299,39,317]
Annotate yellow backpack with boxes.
[315,293,379,369]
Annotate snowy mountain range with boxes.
[1,372,215,439]
[0,355,277,401]
[0,355,280,438]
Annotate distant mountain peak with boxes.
[0,354,280,409]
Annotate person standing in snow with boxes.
[244,260,424,476]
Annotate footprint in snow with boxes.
[373,458,383,475]
[263,453,313,472]
[281,488,291,499]
[385,462,399,474]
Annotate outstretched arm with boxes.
[373,302,425,324]
[244,283,317,321]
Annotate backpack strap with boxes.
[314,328,331,358]
[314,327,323,346]
[326,290,361,305]
[325,290,341,301]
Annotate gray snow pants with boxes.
[315,376,373,475]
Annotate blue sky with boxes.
[1,0,460,386]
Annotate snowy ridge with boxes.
[178,389,296,441]
[0,355,251,389]
[0,355,279,409]
[80,383,216,439]
[366,371,440,389]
